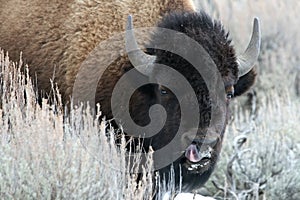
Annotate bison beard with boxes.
[98,11,260,195]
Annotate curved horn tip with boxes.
[125,14,156,76]
[126,15,133,30]
[253,17,261,41]
[237,17,262,77]
[253,17,261,37]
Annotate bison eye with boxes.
[158,85,169,95]
[226,92,234,100]
[225,85,234,100]
[160,89,168,95]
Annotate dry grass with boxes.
[0,50,155,199]
[1,0,300,199]
[201,90,300,199]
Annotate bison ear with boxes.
[234,68,257,96]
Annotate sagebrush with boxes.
[1,0,300,199]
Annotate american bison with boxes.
[0,0,261,197]
[123,12,260,194]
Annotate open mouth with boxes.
[185,158,211,171]
[184,144,213,171]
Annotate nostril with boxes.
[191,141,197,145]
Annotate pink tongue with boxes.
[185,144,201,162]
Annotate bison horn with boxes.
[237,17,261,77]
[125,15,156,76]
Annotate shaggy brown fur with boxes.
[0,0,195,102]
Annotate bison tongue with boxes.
[185,144,201,163]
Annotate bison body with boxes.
[0,0,194,101]
[0,0,261,197]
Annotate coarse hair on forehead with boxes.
[148,11,239,85]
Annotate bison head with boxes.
[123,11,260,192]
